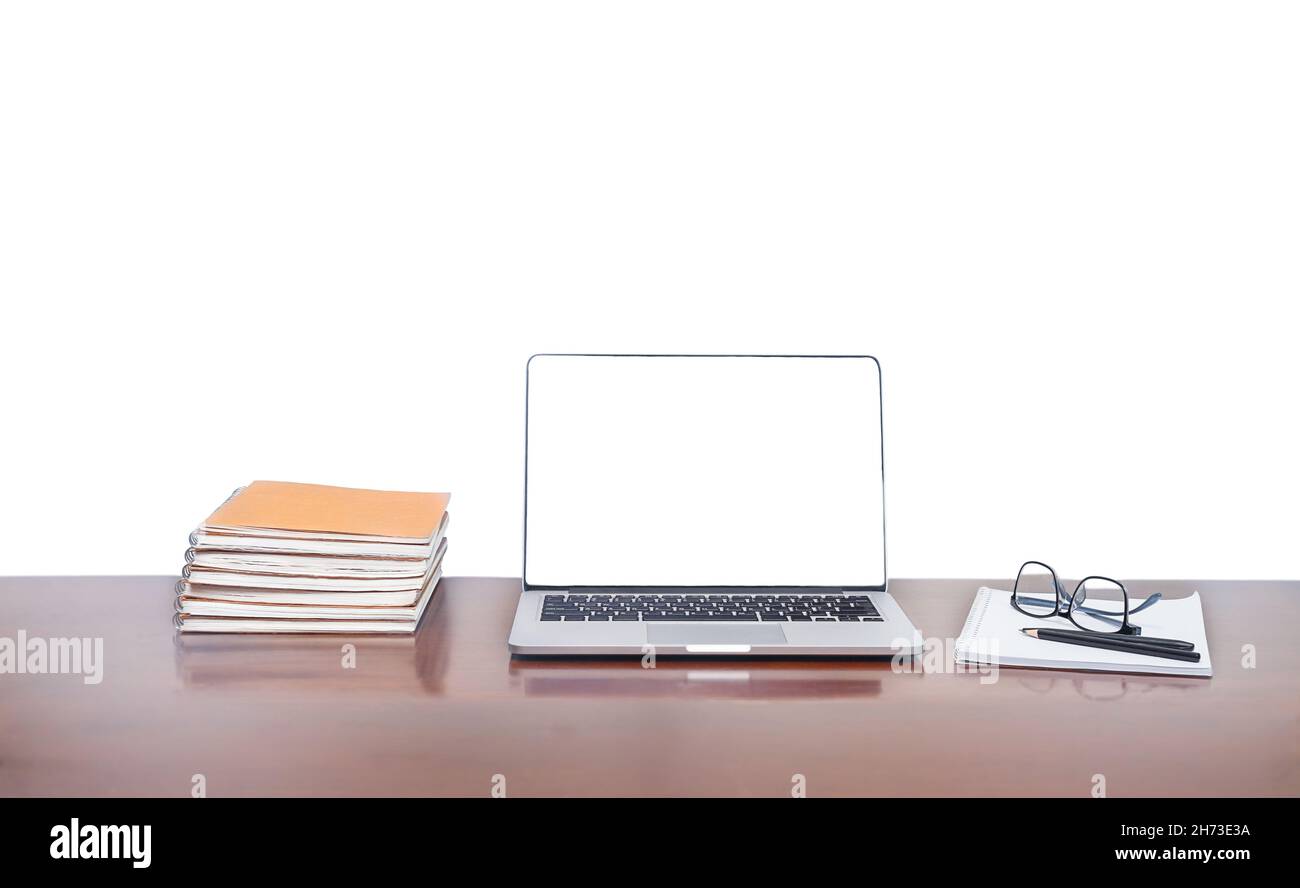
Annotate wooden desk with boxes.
[1,577,1296,797]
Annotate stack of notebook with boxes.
[175,481,449,634]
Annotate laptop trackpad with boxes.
[646,625,787,645]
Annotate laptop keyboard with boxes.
[541,593,882,622]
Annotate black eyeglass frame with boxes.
[1011,560,1139,637]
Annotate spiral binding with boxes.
[954,588,993,655]
[175,487,245,633]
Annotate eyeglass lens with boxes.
[1069,578,1128,633]
[1014,563,1060,616]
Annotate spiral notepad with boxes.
[955,587,1212,677]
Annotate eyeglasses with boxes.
[1011,560,1161,637]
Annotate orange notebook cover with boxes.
[205,481,450,541]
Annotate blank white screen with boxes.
[525,355,885,587]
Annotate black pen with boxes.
[1040,628,1195,652]
[1021,628,1201,663]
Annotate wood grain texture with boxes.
[1,576,1296,797]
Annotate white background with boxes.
[1,2,1296,580]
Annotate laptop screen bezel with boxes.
[522,353,888,593]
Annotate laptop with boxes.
[507,354,921,657]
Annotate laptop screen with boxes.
[524,355,886,589]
